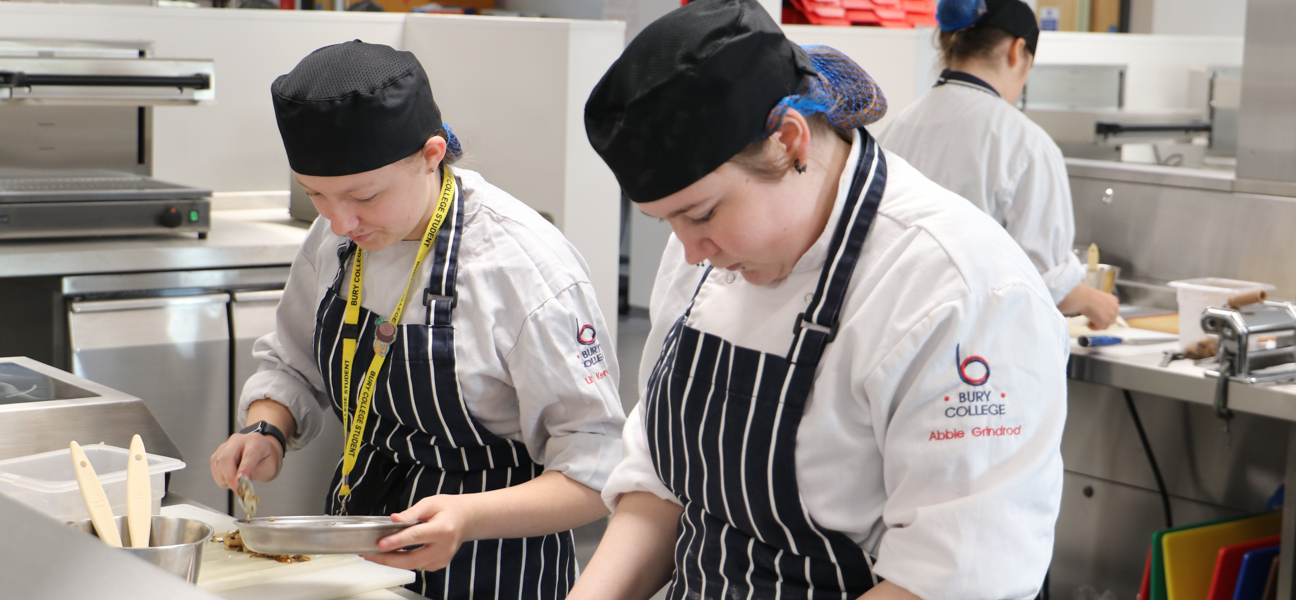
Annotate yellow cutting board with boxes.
[1162,511,1282,600]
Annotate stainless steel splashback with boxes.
[1067,158,1296,300]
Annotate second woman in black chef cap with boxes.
[210,40,625,600]
[575,1,1068,598]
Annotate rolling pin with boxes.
[1228,290,1268,308]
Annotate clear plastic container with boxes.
[0,444,185,524]
[1169,277,1276,349]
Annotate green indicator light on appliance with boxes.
[189,210,199,222]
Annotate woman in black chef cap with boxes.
[575,1,1068,598]
[209,41,625,599]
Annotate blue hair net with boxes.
[937,0,987,31]
[762,45,887,138]
[442,123,464,161]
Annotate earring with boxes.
[794,160,807,174]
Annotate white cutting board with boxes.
[162,504,415,600]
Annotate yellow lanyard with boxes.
[338,165,456,496]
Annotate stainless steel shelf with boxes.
[1070,346,1296,423]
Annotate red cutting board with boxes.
[1207,536,1281,600]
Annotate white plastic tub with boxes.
[1169,277,1276,349]
[0,443,185,523]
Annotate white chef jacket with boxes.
[876,80,1085,305]
[602,132,1068,599]
[240,167,626,492]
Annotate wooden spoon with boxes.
[70,441,122,547]
[126,435,151,548]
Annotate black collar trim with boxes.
[934,69,1001,98]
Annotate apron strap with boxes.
[329,241,357,294]
[683,265,715,317]
[788,129,888,367]
[424,175,466,326]
[329,242,360,339]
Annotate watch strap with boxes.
[240,420,287,457]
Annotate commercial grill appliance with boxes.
[0,38,215,240]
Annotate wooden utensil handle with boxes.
[126,435,152,548]
[70,441,123,548]
[1228,290,1267,308]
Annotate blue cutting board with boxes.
[1232,546,1281,600]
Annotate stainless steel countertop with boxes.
[0,209,310,278]
[1065,157,1236,192]
[1069,340,1296,423]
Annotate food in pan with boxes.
[212,529,311,563]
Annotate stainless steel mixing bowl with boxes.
[71,515,213,583]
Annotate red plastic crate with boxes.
[908,13,937,26]
[903,0,934,13]
[786,0,928,27]
[846,9,880,23]
[811,5,847,17]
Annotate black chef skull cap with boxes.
[983,0,1039,54]
[979,0,1041,54]
[272,40,442,177]
[938,0,1039,54]
[584,0,817,203]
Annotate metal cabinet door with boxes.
[231,290,342,517]
[68,293,231,511]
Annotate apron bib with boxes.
[645,130,887,599]
[312,181,576,600]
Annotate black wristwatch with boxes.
[240,421,287,457]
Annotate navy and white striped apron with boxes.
[312,180,577,599]
[645,130,886,599]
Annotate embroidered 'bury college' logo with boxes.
[577,324,597,345]
[956,344,990,386]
